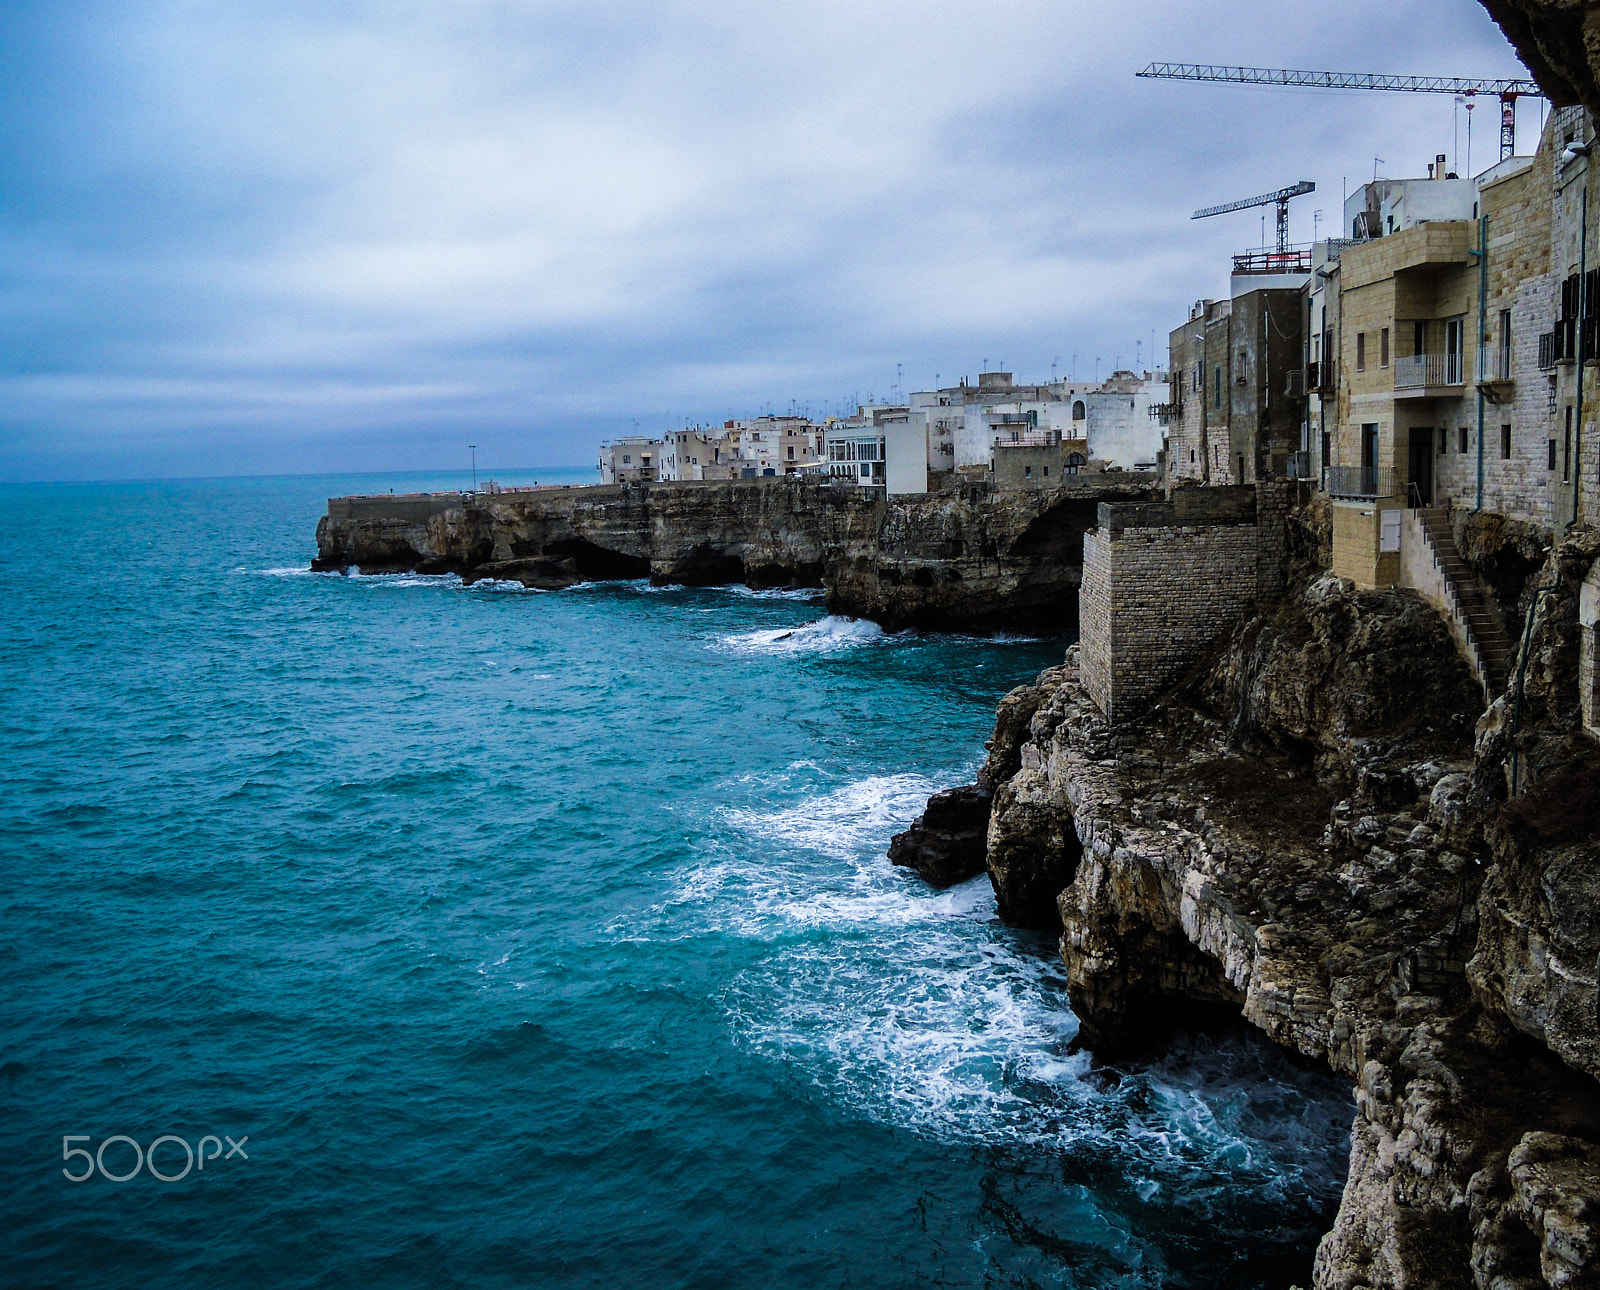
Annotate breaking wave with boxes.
[716,615,884,656]
[624,766,1353,1227]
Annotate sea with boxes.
[0,471,1354,1289]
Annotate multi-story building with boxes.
[825,408,891,488]
[598,436,659,484]
[1163,287,1305,487]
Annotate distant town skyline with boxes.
[0,0,1535,482]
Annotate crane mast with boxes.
[1137,63,1545,161]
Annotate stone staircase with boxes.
[1415,507,1514,698]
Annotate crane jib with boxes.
[1136,63,1542,98]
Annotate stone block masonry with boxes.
[1080,483,1300,722]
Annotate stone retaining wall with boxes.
[1080,482,1302,721]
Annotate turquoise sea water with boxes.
[0,474,1353,1288]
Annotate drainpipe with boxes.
[1575,182,1588,530]
[1473,214,1488,511]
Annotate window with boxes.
[1459,427,1469,454]
[1190,449,1197,463]
[1321,431,1330,467]
[1356,332,1366,371]
[787,446,795,459]
[1500,310,1513,376]
[1380,328,1390,369]
[1042,466,1049,477]
[1438,428,1447,456]
[1024,465,1032,478]
[622,454,631,464]
[1565,407,1573,481]
[1550,439,1558,470]
[1214,366,1223,408]
[1501,425,1511,460]
[1238,454,1246,481]
[1073,400,1086,419]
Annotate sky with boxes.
[0,0,1539,481]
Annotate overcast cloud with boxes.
[0,0,1536,480]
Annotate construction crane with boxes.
[1193,180,1315,255]
[1138,64,1545,161]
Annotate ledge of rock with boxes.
[887,784,993,887]
[957,548,1600,1288]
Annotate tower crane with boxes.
[1193,180,1315,255]
[1137,64,1545,161]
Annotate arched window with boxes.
[1065,452,1086,476]
[1072,400,1086,420]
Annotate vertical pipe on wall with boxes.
[1476,214,1488,512]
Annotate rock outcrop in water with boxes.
[313,478,1154,634]
[887,785,992,887]
[897,530,1600,1288]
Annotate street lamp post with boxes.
[469,444,477,491]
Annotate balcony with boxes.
[1285,368,1306,398]
[1148,401,1182,425]
[1307,360,1336,394]
[1394,351,1466,393]
[992,428,1061,448]
[1286,450,1316,480]
[1478,346,1514,402]
[1327,465,1395,499]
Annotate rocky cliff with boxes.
[898,534,1600,1288]
[313,478,1152,633]
[1478,0,1600,112]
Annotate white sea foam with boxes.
[721,585,825,601]
[254,566,324,577]
[464,578,548,594]
[716,615,884,656]
[627,766,1352,1209]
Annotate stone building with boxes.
[598,436,659,484]
[1163,287,1304,487]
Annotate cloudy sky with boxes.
[0,0,1536,481]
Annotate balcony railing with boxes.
[1307,360,1336,393]
[1148,402,1182,425]
[1539,331,1557,370]
[1478,346,1513,382]
[1394,352,1466,389]
[1286,450,1316,480]
[1231,248,1313,275]
[1285,368,1306,398]
[1326,465,1395,499]
[992,428,1061,448]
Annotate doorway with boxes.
[1408,428,1434,505]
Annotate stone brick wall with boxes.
[1079,483,1289,722]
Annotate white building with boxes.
[1080,370,1166,471]
[599,436,660,483]
[825,407,893,488]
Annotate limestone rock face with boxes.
[1471,781,1600,1088]
[959,566,1600,1288]
[1202,573,1483,770]
[887,784,993,887]
[1477,0,1600,111]
[313,479,1154,634]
